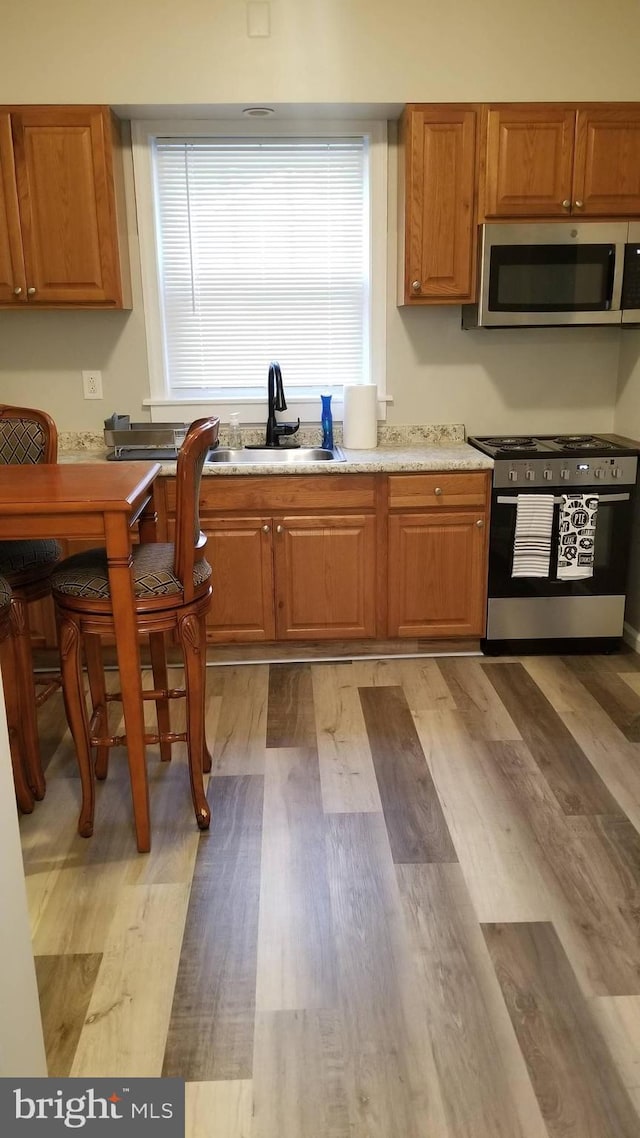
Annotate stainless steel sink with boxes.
[207,446,345,464]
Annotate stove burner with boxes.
[485,437,536,447]
[554,435,614,451]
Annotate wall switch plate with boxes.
[247,1,270,37]
[82,370,103,399]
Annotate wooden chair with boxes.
[0,404,61,801]
[0,574,35,813]
[51,416,219,841]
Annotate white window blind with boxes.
[152,137,369,399]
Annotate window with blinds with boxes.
[149,135,370,400]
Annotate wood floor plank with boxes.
[359,685,457,864]
[486,741,640,996]
[397,864,547,1138]
[256,748,337,1012]
[483,921,639,1138]
[71,883,190,1077]
[185,1080,252,1138]
[35,953,102,1077]
[436,657,521,740]
[482,661,622,816]
[523,656,640,833]
[414,710,554,922]
[212,665,269,775]
[252,1011,352,1138]
[163,775,264,1081]
[311,664,383,813]
[350,657,456,713]
[325,812,449,1138]
[564,655,640,742]
[589,996,640,1095]
[266,663,316,748]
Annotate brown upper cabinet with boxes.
[0,106,131,308]
[397,104,479,305]
[479,103,640,220]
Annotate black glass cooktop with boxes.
[468,433,640,459]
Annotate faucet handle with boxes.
[277,418,300,437]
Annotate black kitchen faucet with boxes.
[264,361,300,447]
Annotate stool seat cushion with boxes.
[0,539,62,578]
[51,542,212,600]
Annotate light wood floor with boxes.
[20,649,640,1137]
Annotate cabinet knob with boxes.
[13,286,22,296]
[276,524,283,534]
[562,199,571,209]
[476,518,485,528]
[27,286,36,296]
[434,486,443,496]
[574,200,584,209]
[262,524,270,533]
[411,280,421,291]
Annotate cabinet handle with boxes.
[276,524,283,534]
[262,524,270,533]
[574,200,584,209]
[476,518,485,528]
[411,280,421,291]
[13,286,22,296]
[562,199,571,210]
[434,487,443,496]
[27,286,36,296]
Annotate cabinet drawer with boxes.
[388,472,488,509]
[164,474,377,516]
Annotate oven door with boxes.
[488,486,633,599]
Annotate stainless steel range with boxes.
[467,433,640,653]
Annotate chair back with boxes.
[0,405,58,465]
[0,574,11,641]
[173,417,220,601]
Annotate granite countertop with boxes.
[58,425,493,475]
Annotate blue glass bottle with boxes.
[321,394,333,450]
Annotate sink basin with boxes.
[207,446,345,464]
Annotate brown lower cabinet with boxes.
[30,469,491,647]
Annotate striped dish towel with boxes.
[512,494,555,578]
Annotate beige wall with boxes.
[1,1,640,105]
[0,0,637,435]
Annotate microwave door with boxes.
[622,223,640,324]
[475,222,626,327]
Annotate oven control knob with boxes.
[526,470,535,481]
[543,468,553,480]
[594,468,604,479]
[508,470,518,482]
[613,466,622,479]
[560,468,570,479]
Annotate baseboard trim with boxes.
[623,621,640,653]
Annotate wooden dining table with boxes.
[0,460,161,852]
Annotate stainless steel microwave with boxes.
[462,221,640,328]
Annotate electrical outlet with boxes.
[82,370,103,400]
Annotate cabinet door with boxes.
[204,517,275,642]
[481,105,576,218]
[0,113,26,304]
[274,514,377,639]
[574,107,640,216]
[11,107,126,306]
[402,105,478,302]
[388,512,488,638]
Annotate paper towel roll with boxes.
[342,384,378,449]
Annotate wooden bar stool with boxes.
[0,573,35,813]
[51,417,219,842]
[0,404,61,800]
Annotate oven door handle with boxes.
[496,493,631,505]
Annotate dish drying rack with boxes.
[104,415,217,460]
